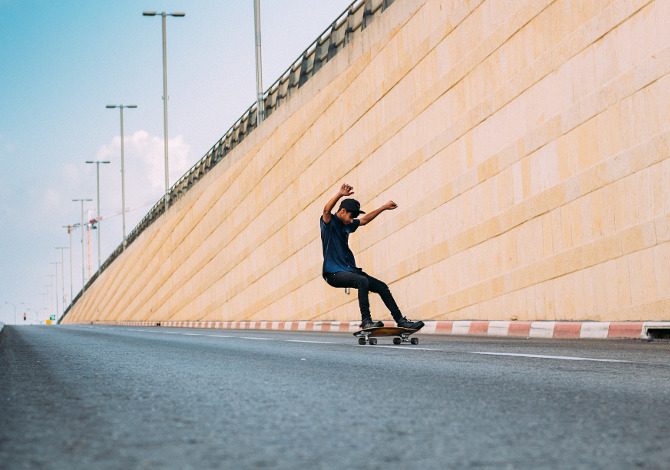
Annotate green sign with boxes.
[50,315,56,321]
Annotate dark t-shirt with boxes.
[320,214,361,277]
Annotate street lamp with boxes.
[41,290,49,320]
[55,246,68,307]
[73,198,93,291]
[85,160,111,270]
[19,302,30,324]
[106,104,137,248]
[62,224,79,304]
[142,10,185,213]
[254,0,265,124]
[49,262,60,316]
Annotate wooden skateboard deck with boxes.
[353,325,423,345]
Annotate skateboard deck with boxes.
[353,325,423,345]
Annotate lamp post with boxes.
[49,262,60,316]
[254,0,265,124]
[85,160,111,270]
[45,275,55,322]
[73,198,93,291]
[106,104,137,248]
[142,10,185,213]
[19,302,29,324]
[62,224,79,304]
[55,246,68,307]
[41,290,49,320]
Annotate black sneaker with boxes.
[360,319,384,329]
[397,318,425,330]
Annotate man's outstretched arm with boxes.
[359,200,397,226]
[322,183,354,223]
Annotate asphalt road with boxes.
[1,325,669,469]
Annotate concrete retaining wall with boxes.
[64,0,670,325]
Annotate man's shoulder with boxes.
[321,214,335,231]
[348,219,361,232]
[321,213,340,224]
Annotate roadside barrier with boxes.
[83,320,670,340]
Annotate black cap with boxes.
[338,198,365,217]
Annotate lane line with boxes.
[364,345,442,351]
[284,339,334,344]
[470,352,633,363]
[72,326,640,364]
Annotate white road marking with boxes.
[75,326,637,364]
[363,345,441,351]
[284,339,334,344]
[470,352,632,363]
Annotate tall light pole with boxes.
[106,104,137,248]
[73,198,92,292]
[142,10,185,213]
[62,224,79,303]
[253,0,265,124]
[85,160,111,270]
[49,262,60,316]
[45,275,55,322]
[41,290,49,321]
[55,246,68,308]
[19,302,29,324]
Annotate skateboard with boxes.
[353,325,423,345]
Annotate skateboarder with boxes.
[320,183,424,330]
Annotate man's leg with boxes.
[363,272,425,329]
[361,272,404,323]
[325,271,378,326]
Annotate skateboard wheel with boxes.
[393,337,402,345]
[358,337,366,345]
[410,337,419,345]
[369,338,377,345]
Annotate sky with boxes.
[0,0,355,324]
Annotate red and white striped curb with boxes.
[83,320,670,339]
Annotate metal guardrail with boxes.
[61,0,396,322]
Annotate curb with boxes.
[82,320,670,340]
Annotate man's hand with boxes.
[359,200,398,226]
[323,183,354,224]
[339,184,354,197]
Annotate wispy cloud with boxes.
[39,129,192,226]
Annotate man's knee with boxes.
[377,282,390,294]
[356,276,370,290]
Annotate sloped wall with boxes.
[64,0,670,325]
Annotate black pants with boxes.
[325,271,403,322]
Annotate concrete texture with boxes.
[63,0,670,325]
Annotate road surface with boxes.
[1,325,669,469]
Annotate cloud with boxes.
[98,130,191,191]
[28,130,194,292]
[38,129,193,235]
